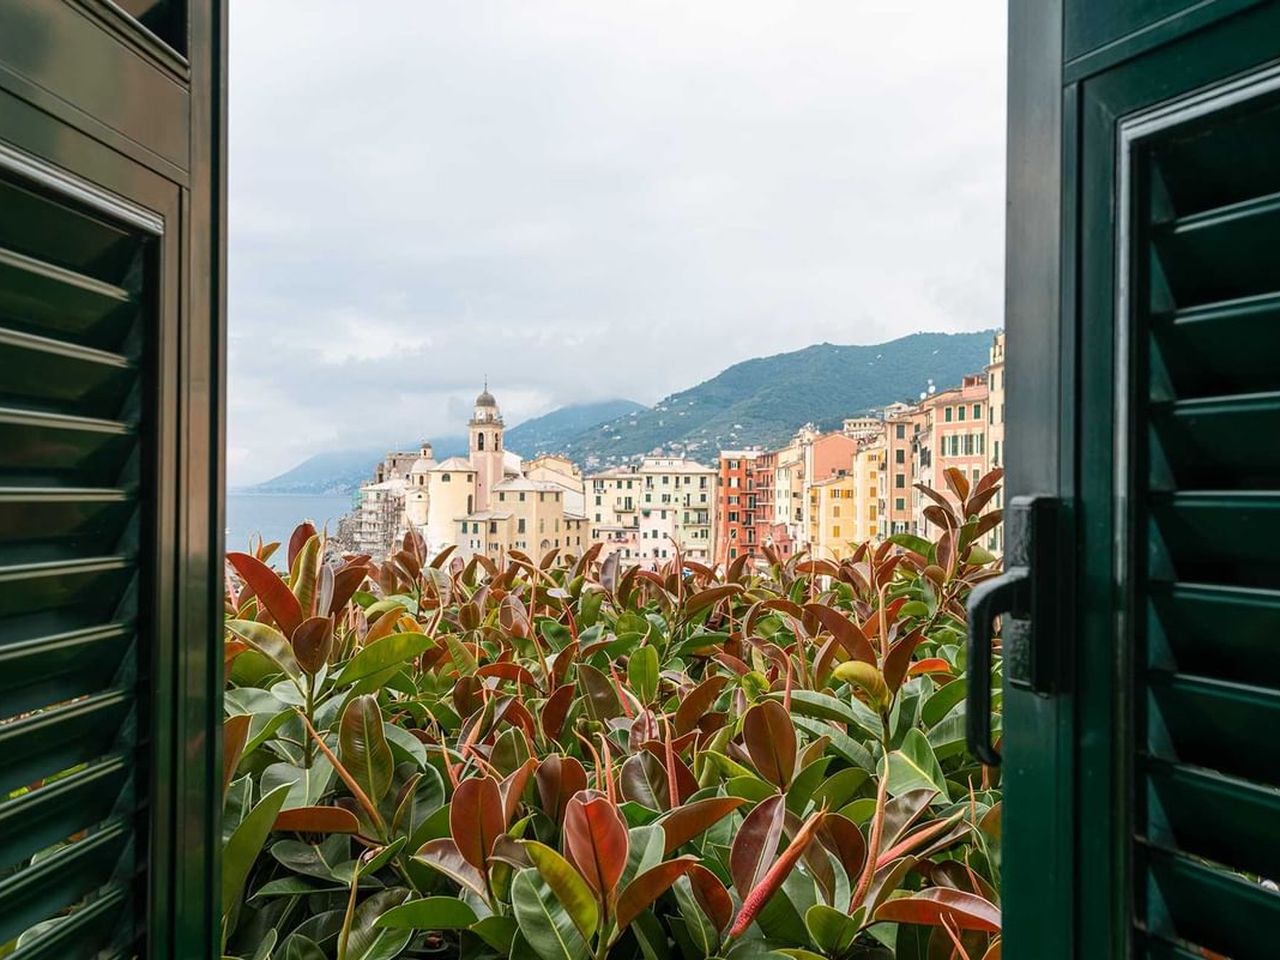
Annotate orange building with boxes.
[715,450,760,566]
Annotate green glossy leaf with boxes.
[335,632,435,686]
[225,619,303,686]
[470,915,518,953]
[628,645,659,704]
[523,840,599,940]
[374,896,479,929]
[922,679,968,726]
[339,695,395,804]
[767,689,880,739]
[793,717,877,773]
[222,783,290,917]
[805,904,865,955]
[260,757,335,810]
[511,868,592,960]
[882,729,948,799]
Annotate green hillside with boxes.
[557,331,997,466]
[251,332,996,491]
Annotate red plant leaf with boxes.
[804,603,878,664]
[329,562,369,616]
[616,856,698,929]
[730,808,827,937]
[291,615,333,675]
[729,794,786,898]
[477,661,541,691]
[273,806,360,834]
[500,757,539,826]
[541,683,576,742]
[818,812,867,881]
[222,713,251,797]
[687,863,734,934]
[882,627,927,693]
[638,742,698,805]
[415,837,489,900]
[686,584,743,617]
[563,793,629,896]
[674,674,728,735]
[287,521,318,572]
[742,699,797,789]
[450,775,506,871]
[942,467,971,503]
[659,796,747,855]
[536,754,587,825]
[907,657,953,677]
[874,887,1001,934]
[227,552,302,637]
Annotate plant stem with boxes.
[336,872,359,960]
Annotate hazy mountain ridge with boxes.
[249,399,643,494]
[248,332,996,492]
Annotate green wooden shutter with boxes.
[0,159,161,955]
[1129,78,1280,959]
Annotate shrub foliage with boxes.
[222,468,1005,960]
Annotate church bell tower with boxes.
[468,382,505,512]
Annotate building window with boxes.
[958,406,966,422]
[478,433,485,450]
[973,403,981,419]
[895,497,905,511]
[442,473,451,482]
[944,407,953,423]
[499,492,506,502]
[832,525,841,537]
[896,423,905,439]
[895,474,905,488]
[895,449,905,464]
[518,519,526,533]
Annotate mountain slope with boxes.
[557,331,996,465]
[250,399,642,494]
[250,332,996,491]
[505,398,646,456]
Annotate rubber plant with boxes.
[218,470,1006,960]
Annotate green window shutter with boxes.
[1131,83,1280,958]
[0,161,160,955]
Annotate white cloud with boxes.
[228,0,1006,483]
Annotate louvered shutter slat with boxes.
[7,887,133,960]
[1133,86,1280,959]
[0,691,134,797]
[1146,849,1280,958]
[0,622,131,718]
[0,819,132,947]
[1146,760,1280,881]
[1148,582,1280,688]
[0,165,152,953]
[0,756,130,869]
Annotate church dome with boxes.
[475,387,497,408]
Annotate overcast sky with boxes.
[228,2,1006,485]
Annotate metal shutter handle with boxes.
[965,569,1028,766]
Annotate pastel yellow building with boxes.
[807,473,856,561]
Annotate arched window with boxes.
[477,433,485,451]
[495,433,501,450]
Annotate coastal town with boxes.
[336,332,1005,566]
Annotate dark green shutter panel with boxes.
[1135,87,1280,959]
[0,161,158,955]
